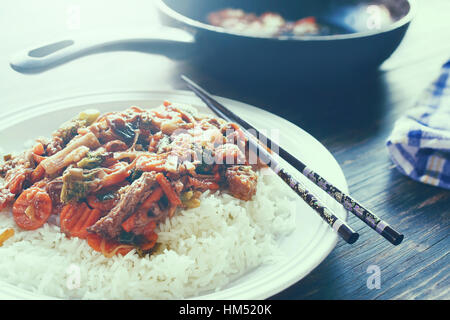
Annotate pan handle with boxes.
[10,27,195,74]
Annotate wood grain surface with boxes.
[0,0,448,300]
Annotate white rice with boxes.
[0,170,295,299]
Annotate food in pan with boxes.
[0,101,295,299]
[207,9,322,37]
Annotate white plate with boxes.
[0,90,348,300]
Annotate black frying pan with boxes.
[10,0,415,82]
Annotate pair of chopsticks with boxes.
[181,75,404,246]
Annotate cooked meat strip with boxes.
[87,171,158,239]
[90,109,158,146]
[46,177,64,214]
[225,165,258,201]
[128,109,159,137]
[89,114,121,144]
[128,202,167,236]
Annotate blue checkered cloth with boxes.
[387,59,450,189]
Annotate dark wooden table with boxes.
[1,0,449,300]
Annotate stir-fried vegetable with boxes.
[61,162,131,204]
[77,149,107,169]
[140,187,164,209]
[56,119,87,145]
[78,109,101,126]
[30,164,45,183]
[1,102,259,258]
[87,194,117,211]
[188,176,220,191]
[60,168,100,204]
[32,143,45,156]
[127,168,143,183]
[155,173,181,206]
[41,132,100,175]
[100,162,132,188]
[180,190,201,209]
[8,171,27,195]
[141,229,158,251]
[12,185,52,230]
[60,202,101,239]
[121,187,163,233]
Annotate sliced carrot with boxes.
[104,172,131,184]
[121,213,136,233]
[140,187,164,210]
[30,164,45,183]
[141,231,158,251]
[32,154,46,164]
[114,246,134,256]
[59,204,73,223]
[145,230,158,241]
[87,195,116,211]
[188,176,220,190]
[13,187,52,230]
[64,205,79,232]
[60,204,80,235]
[86,233,133,257]
[78,209,101,238]
[156,173,181,206]
[12,188,130,256]
[101,163,131,188]
[139,160,166,172]
[168,204,178,218]
[136,155,167,172]
[106,243,134,257]
[60,203,102,239]
[32,143,45,156]
[0,228,14,246]
[86,233,102,252]
[140,240,157,251]
[71,205,92,237]
[143,220,157,234]
[8,172,26,195]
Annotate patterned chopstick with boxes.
[181,76,359,244]
[250,133,359,244]
[182,75,403,246]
